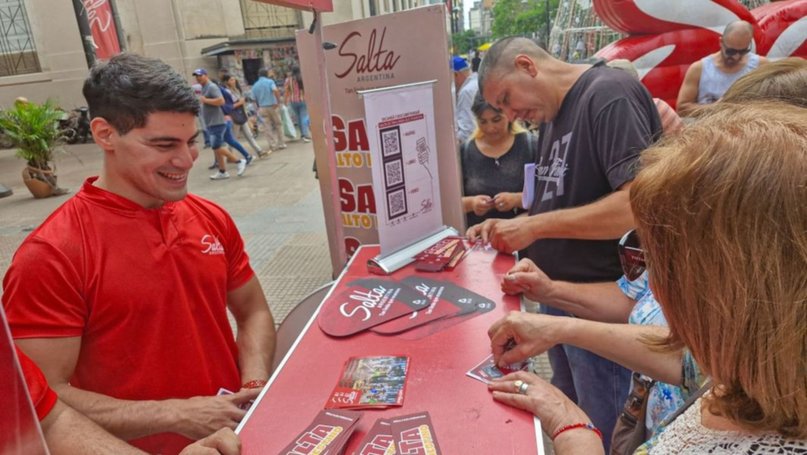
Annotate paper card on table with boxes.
[370,277,468,335]
[278,409,363,455]
[323,413,363,455]
[465,354,530,384]
[414,236,462,261]
[318,278,430,337]
[390,412,442,455]
[354,418,395,455]
[522,162,536,210]
[325,356,409,410]
[414,237,466,273]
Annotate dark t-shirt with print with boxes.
[527,64,661,283]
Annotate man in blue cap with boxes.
[453,56,478,144]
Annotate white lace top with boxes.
[638,397,807,454]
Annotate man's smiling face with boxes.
[102,111,200,208]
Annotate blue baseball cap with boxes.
[451,56,469,72]
[192,68,208,76]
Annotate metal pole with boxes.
[107,0,127,52]
[70,0,96,68]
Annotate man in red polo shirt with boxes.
[2,53,276,454]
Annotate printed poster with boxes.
[362,84,442,254]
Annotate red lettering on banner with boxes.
[332,115,369,152]
[339,179,376,214]
[334,28,401,79]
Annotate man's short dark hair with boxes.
[82,53,199,134]
[477,37,548,98]
[258,67,269,78]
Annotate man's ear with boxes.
[90,118,116,151]
[514,54,538,77]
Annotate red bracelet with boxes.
[551,422,603,441]
[242,379,267,389]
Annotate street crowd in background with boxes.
[191,65,310,181]
[0,14,805,455]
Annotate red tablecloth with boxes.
[237,245,544,454]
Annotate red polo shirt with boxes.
[3,178,254,454]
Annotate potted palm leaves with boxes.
[0,99,69,198]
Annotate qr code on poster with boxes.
[387,187,407,219]
[380,127,401,158]
[384,159,404,187]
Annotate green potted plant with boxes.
[0,99,69,198]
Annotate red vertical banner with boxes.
[82,0,121,60]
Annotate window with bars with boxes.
[239,0,301,39]
[0,0,39,76]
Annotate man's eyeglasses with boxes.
[618,229,646,281]
[721,41,751,57]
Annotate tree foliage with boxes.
[452,29,481,55]
[491,0,559,45]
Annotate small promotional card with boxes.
[318,278,430,337]
[414,236,467,272]
[390,412,442,455]
[465,353,530,384]
[278,409,363,455]
[325,356,409,410]
[354,418,395,455]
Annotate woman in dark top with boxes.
[461,94,537,227]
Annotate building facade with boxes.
[0,0,302,108]
[0,0,457,109]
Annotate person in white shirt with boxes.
[453,56,479,145]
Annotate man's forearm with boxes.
[51,384,181,440]
[540,281,634,323]
[236,309,276,383]
[43,400,146,454]
[527,187,634,240]
[556,318,682,384]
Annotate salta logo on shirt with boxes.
[200,234,225,255]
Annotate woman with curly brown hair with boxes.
[487,101,807,454]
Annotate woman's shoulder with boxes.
[641,397,807,454]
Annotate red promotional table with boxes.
[237,245,544,454]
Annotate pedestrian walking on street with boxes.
[223,74,266,156]
[251,68,286,152]
[284,66,311,143]
[193,69,247,180]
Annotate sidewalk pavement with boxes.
[0,136,333,327]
